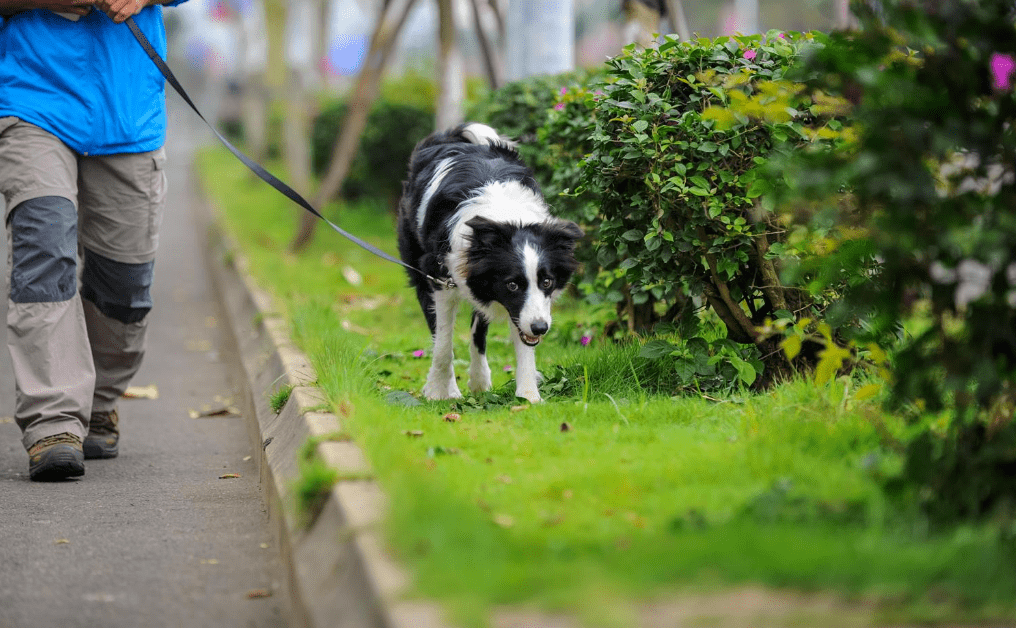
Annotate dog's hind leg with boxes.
[467,311,492,394]
[414,282,438,336]
[422,289,462,400]
[509,321,542,403]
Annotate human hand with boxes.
[94,0,148,23]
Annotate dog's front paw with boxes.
[423,379,463,400]
[515,387,542,404]
[468,364,492,393]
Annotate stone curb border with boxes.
[202,197,452,628]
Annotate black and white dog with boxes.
[397,123,583,403]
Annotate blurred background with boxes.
[165,0,855,249]
[168,0,852,117]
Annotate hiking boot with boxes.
[83,409,119,460]
[28,433,85,481]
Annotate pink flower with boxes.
[412,350,426,358]
[503,365,513,372]
[554,102,565,111]
[559,86,568,95]
[990,52,1016,91]
[743,49,757,61]
[580,335,591,346]
[778,33,787,39]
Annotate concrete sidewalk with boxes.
[0,107,289,628]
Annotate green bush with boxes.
[579,33,832,385]
[469,69,603,223]
[311,95,434,209]
[763,0,1016,523]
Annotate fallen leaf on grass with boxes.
[493,514,514,528]
[219,473,241,479]
[542,513,565,527]
[404,430,424,438]
[443,413,461,422]
[496,474,513,484]
[342,265,362,286]
[123,384,159,400]
[510,405,528,413]
[340,319,370,335]
[247,588,273,599]
[427,446,460,457]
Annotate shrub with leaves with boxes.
[581,33,830,385]
[760,0,1016,523]
[311,97,434,208]
[470,70,603,225]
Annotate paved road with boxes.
[0,99,290,628]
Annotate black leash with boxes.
[124,17,454,289]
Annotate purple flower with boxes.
[743,49,757,61]
[412,350,426,358]
[777,33,787,39]
[554,102,565,111]
[990,52,1016,91]
[580,335,591,346]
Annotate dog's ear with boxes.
[466,216,513,250]
[545,219,584,249]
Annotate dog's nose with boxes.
[530,320,549,336]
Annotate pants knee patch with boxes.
[9,196,78,304]
[80,248,154,324]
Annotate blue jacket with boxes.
[0,4,187,156]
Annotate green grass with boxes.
[197,146,1016,627]
[268,383,294,414]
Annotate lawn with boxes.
[196,146,1016,627]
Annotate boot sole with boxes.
[83,438,119,460]
[30,446,85,481]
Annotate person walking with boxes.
[0,0,189,480]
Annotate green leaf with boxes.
[730,356,757,386]
[697,141,719,153]
[781,335,802,361]
[639,339,676,360]
[386,391,422,407]
[632,119,649,133]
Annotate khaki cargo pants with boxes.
[0,117,166,450]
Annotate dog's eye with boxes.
[540,278,554,290]
[507,281,519,292]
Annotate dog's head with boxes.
[463,216,583,346]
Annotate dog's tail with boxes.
[457,123,518,150]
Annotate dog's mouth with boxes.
[519,331,542,347]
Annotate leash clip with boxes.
[429,275,457,290]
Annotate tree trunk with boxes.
[436,0,466,130]
[281,0,317,212]
[289,0,419,252]
[237,0,269,164]
[660,0,691,41]
[469,0,503,90]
